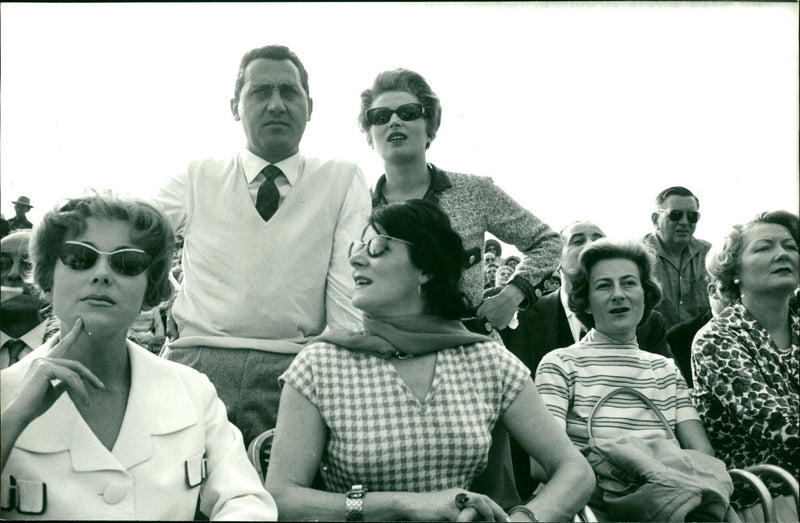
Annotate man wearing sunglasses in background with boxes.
[643,186,711,329]
[1,231,49,370]
[155,45,370,448]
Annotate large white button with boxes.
[102,483,127,504]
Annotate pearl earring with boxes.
[734,278,740,285]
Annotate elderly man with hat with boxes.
[9,196,34,232]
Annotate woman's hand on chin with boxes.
[6,317,105,423]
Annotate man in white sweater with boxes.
[156,45,370,446]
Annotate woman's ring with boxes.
[455,492,469,510]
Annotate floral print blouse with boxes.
[691,299,799,506]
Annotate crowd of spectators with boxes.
[0,44,796,522]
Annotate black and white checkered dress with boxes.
[280,340,529,493]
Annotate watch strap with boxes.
[345,484,366,521]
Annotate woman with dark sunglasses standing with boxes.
[358,69,561,336]
[265,200,594,522]
[356,70,563,510]
[0,195,277,519]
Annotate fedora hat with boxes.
[11,196,33,208]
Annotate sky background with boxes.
[1,2,797,257]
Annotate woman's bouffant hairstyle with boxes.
[567,239,663,329]
[368,200,469,320]
[358,68,442,149]
[30,194,175,310]
[706,210,800,302]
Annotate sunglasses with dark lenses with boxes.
[58,241,152,276]
[659,209,701,223]
[366,103,426,126]
[349,235,414,258]
[0,254,31,272]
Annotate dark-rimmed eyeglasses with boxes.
[58,241,152,276]
[349,235,414,258]
[658,209,701,223]
[366,103,426,126]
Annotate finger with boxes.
[50,317,85,359]
[456,507,479,522]
[482,497,508,522]
[470,497,496,521]
[48,358,105,390]
[40,363,91,406]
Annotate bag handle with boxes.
[587,387,677,441]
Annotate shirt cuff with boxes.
[507,276,535,311]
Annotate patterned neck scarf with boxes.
[313,314,493,359]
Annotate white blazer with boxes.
[0,338,277,520]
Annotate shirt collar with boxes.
[241,149,303,186]
[0,321,47,349]
[648,232,703,257]
[559,288,571,316]
[372,163,452,206]
[560,288,587,341]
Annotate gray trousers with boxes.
[163,345,295,448]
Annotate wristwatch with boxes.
[345,484,367,521]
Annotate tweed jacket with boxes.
[373,165,561,310]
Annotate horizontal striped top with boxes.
[535,329,698,448]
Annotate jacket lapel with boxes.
[111,341,198,470]
[15,393,125,473]
[12,341,199,473]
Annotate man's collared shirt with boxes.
[560,288,585,343]
[0,321,47,369]
[241,149,302,205]
[643,232,711,329]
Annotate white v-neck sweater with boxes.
[158,153,369,353]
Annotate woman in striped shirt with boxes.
[535,239,714,452]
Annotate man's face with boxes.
[14,203,30,217]
[560,222,606,277]
[231,58,312,163]
[652,195,699,249]
[1,232,42,314]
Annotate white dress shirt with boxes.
[0,322,47,370]
[560,289,587,343]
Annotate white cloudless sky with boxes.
[1,2,797,256]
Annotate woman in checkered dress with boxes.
[265,200,594,521]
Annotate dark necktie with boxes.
[255,165,282,222]
[4,338,28,366]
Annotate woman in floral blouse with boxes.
[691,210,799,519]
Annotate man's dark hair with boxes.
[233,45,310,103]
[655,186,699,209]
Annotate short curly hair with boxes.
[30,194,175,310]
[706,210,800,302]
[567,239,663,329]
[358,68,442,149]
[369,199,469,320]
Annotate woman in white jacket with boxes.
[1,194,277,520]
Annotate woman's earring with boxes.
[734,278,740,285]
